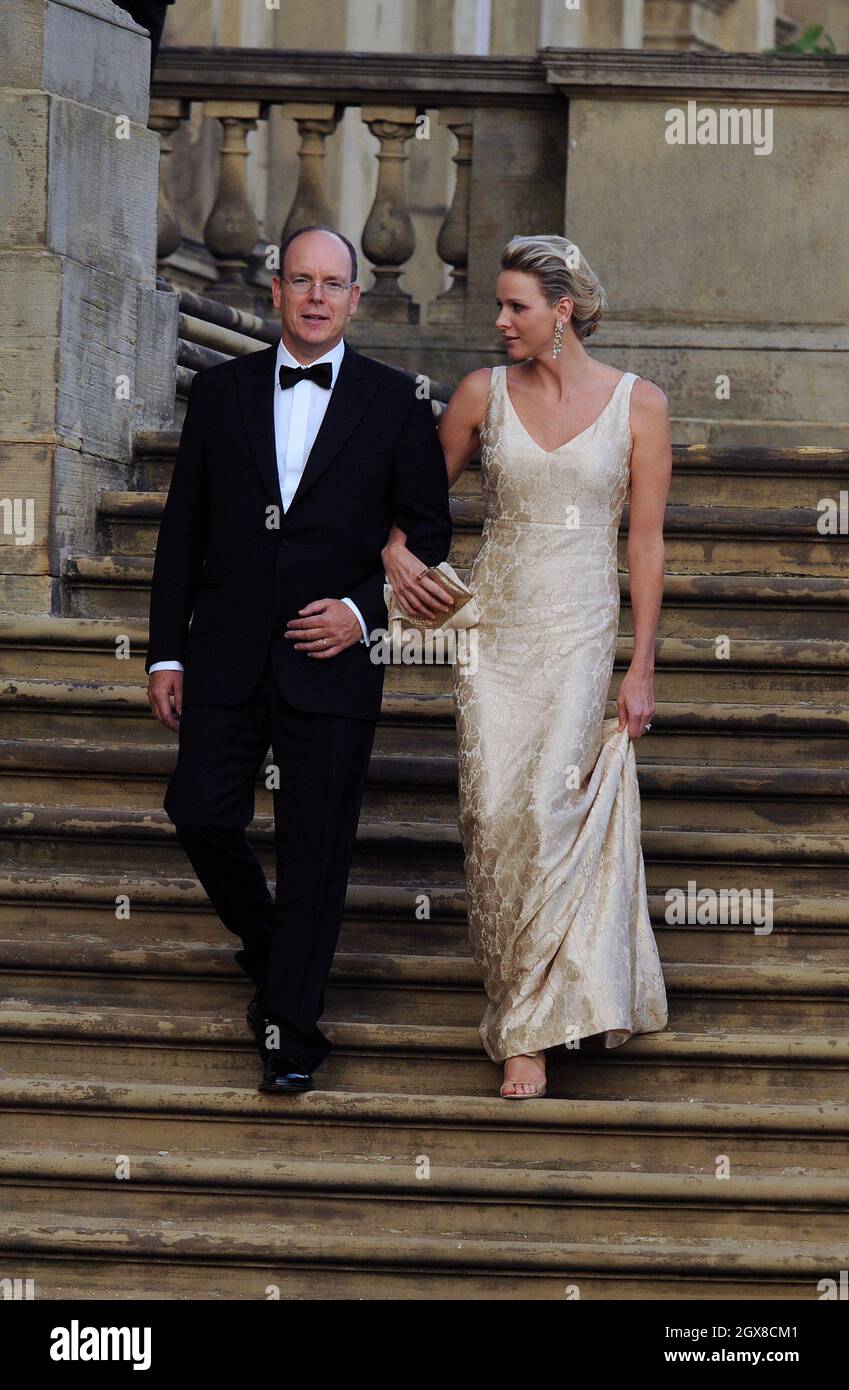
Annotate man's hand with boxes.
[148,669,183,732]
[285,598,363,658]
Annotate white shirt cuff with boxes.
[149,661,185,672]
[341,597,369,646]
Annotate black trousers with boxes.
[164,657,376,1072]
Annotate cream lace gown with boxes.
[453,364,668,1062]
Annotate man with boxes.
[146,226,452,1093]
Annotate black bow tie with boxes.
[278,362,333,391]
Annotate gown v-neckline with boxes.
[502,367,630,456]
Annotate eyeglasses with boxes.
[281,275,355,298]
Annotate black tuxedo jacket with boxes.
[146,342,452,720]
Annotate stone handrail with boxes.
[175,288,453,408]
[152,48,559,107]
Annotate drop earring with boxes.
[552,319,564,359]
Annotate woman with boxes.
[383,235,671,1098]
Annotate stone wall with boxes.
[544,49,849,444]
[0,0,177,615]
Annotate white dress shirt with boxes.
[149,336,368,675]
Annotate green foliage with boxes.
[768,22,837,55]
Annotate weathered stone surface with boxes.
[0,0,150,124]
[565,97,849,327]
[50,443,128,571]
[0,95,50,249]
[135,284,179,432]
[0,0,165,614]
[58,260,158,459]
[0,254,62,441]
[0,572,55,613]
[47,100,158,278]
[465,106,567,320]
[0,442,54,575]
[0,256,151,460]
[1,94,158,276]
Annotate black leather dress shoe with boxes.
[258,1050,314,1094]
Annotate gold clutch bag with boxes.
[384,561,480,635]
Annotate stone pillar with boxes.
[715,0,780,52]
[279,103,343,242]
[0,0,177,615]
[464,105,568,325]
[429,111,474,324]
[150,97,190,265]
[643,0,739,52]
[538,0,585,47]
[202,101,263,311]
[538,0,646,51]
[358,106,421,323]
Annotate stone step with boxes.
[56,523,849,635]
[0,1209,834,1297]
[0,869,845,944]
[100,485,849,550]
[1,718,847,775]
[1,801,846,875]
[65,509,849,619]
[131,433,849,510]
[1,1001,847,1103]
[2,682,847,771]
[4,936,849,1030]
[2,635,847,773]
[2,1142,847,1247]
[1,740,847,831]
[4,1076,845,1173]
[5,624,849,704]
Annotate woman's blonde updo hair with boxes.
[500,235,607,342]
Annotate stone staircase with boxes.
[1,425,848,1298]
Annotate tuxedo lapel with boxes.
[235,341,379,514]
[288,345,379,509]
[236,344,283,513]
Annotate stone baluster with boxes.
[149,97,190,267]
[279,103,343,244]
[358,106,420,323]
[202,101,263,310]
[429,110,473,324]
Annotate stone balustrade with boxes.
[151,48,566,322]
[147,46,849,446]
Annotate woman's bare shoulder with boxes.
[443,367,494,424]
[631,376,669,417]
[456,367,495,402]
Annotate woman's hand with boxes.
[382,526,454,620]
[617,665,655,739]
